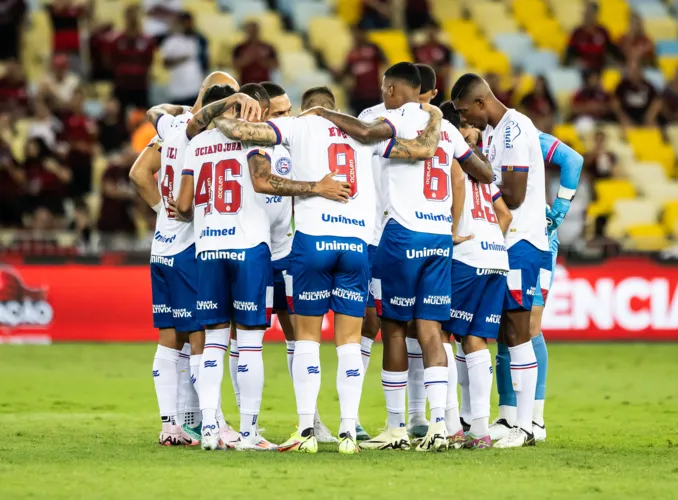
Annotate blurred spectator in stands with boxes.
[613,58,661,127]
[0,115,25,227]
[89,22,116,81]
[485,72,514,107]
[98,97,129,154]
[336,25,387,114]
[233,21,278,86]
[405,0,433,32]
[28,99,62,150]
[23,137,71,220]
[161,12,207,106]
[0,59,29,116]
[359,0,392,30]
[46,0,91,74]
[660,70,678,125]
[60,88,96,199]
[571,69,613,124]
[0,0,27,61]
[412,22,452,106]
[584,130,618,181]
[38,54,81,113]
[519,75,558,133]
[618,11,655,68]
[566,2,620,72]
[143,0,181,42]
[70,198,92,249]
[98,147,138,244]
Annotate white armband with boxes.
[557,186,576,201]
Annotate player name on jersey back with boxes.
[267,115,376,243]
[482,109,548,251]
[152,112,195,257]
[183,128,270,254]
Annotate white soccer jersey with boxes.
[359,103,386,246]
[380,103,471,235]
[481,109,548,251]
[266,144,294,260]
[183,128,270,254]
[267,115,377,243]
[152,112,195,256]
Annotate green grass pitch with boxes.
[1,343,677,499]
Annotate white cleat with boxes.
[338,432,360,454]
[235,433,278,451]
[359,427,411,450]
[416,420,448,452]
[219,424,240,449]
[314,419,338,443]
[494,427,536,448]
[406,414,429,439]
[532,422,547,442]
[489,418,513,441]
[158,423,198,446]
[201,424,221,451]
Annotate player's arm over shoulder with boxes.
[310,107,395,144]
[213,116,278,145]
[147,104,189,139]
[452,124,494,184]
[383,104,442,160]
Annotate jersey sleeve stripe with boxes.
[383,137,397,158]
[492,191,502,201]
[247,149,272,161]
[154,114,165,139]
[181,169,194,176]
[546,139,561,163]
[380,117,397,137]
[265,121,282,145]
[456,148,472,162]
[501,165,529,172]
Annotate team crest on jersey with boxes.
[489,144,497,163]
[275,157,292,176]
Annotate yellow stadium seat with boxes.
[183,1,218,17]
[625,162,667,196]
[309,17,348,52]
[593,179,636,215]
[443,19,480,40]
[368,30,412,64]
[601,68,622,92]
[279,52,317,82]
[481,17,520,38]
[626,128,664,148]
[625,224,669,252]
[644,18,678,43]
[474,51,511,75]
[512,74,535,103]
[659,57,678,80]
[244,11,283,33]
[607,198,661,239]
[526,19,568,53]
[266,33,304,54]
[194,13,235,40]
[552,3,585,32]
[646,181,678,204]
[513,0,548,29]
[469,1,507,23]
[635,145,676,178]
[431,0,463,22]
[337,0,362,25]
[662,201,678,237]
[552,124,584,152]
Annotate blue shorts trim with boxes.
[504,241,551,311]
[534,232,558,308]
[272,254,293,312]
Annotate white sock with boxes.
[360,336,374,372]
[455,341,471,424]
[286,340,295,379]
[293,340,321,432]
[236,329,265,437]
[176,343,191,426]
[443,343,461,434]
[199,328,228,427]
[499,405,517,427]
[229,338,240,408]
[186,354,201,427]
[336,343,364,437]
[216,402,226,429]
[405,337,426,421]
[466,348,492,437]
[509,341,538,433]
[153,345,180,423]
[382,370,407,429]
[533,400,545,427]
[424,366,448,423]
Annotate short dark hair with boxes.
[260,82,286,99]
[384,62,421,88]
[439,101,461,128]
[239,83,270,106]
[451,73,484,101]
[202,84,237,106]
[301,86,335,110]
[416,64,436,95]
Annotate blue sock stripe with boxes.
[205,344,228,351]
[424,380,448,385]
[361,350,371,356]
[454,355,465,363]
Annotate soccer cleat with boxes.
[182,423,201,443]
[235,433,278,451]
[494,427,536,448]
[201,424,221,451]
[278,429,318,453]
[355,423,371,441]
[406,414,429,439]
[533,422,547,442]
[314,419,338,443]
[158,423,198,446]
[416,420,448,452]
[360,427,410,450]
[447,428,466,449]
[464,434,492,449]
[338,432,360,455]
[488,418,513,441]
[218,424,240,449]
[460,417,471,433]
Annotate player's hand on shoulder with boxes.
[314,170,351,203]
[298,106,324,118]
[167,198,192,222]
[232,93,261,122]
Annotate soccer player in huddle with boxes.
[176,83,350,451]
[307,63,493,451]
[452,73,550,447]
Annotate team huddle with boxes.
[130,61,583,454]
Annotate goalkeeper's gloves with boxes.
[546,187,575,233]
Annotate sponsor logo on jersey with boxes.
[275,156,292,175]
[390,296,416,307]
[150,255,175,267]
[481,241,507,252]
[415,212,453,223]
[406,247,450,259]
[172,308,192,318]
[316,241,364,252]
[0,267,54,330]
[266,196,283,204]
[154,231,176,244]
[476,268,508,276]
[298,290,331,301]
[321,214,366,227]
[153,304,171,314]
[199,250,246,261]
[197,300,218,310]
[486,314,501,324]
[504,120,521,149]
[195,142,242,157]
[233,301,258,311]
[331,287,364,302]
[423,295,451,305]
[199,226,236,238]
[450,309,473,322]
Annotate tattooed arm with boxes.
[147,103,188,128]
[307,107,395,144]
[385,105,442,160]
[213,117,279,145]
[186,94,261,139]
